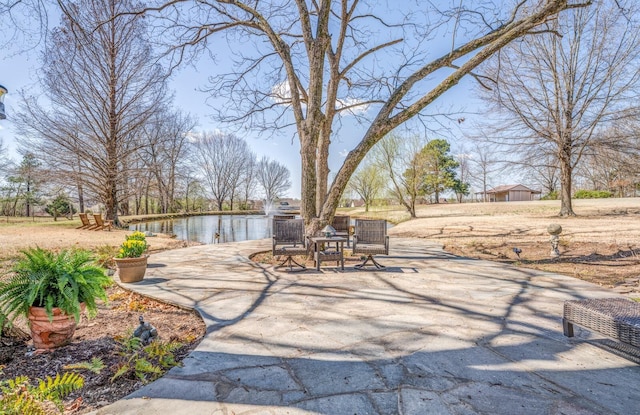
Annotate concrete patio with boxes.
[94,238,640,414]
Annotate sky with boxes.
[0,3,488,199]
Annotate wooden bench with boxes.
[563,298,640,362]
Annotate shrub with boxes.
[574,190,613,199]
[45,195,77,220]
[541,191,558,200]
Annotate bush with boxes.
[574,190,613,199]
[45,195,77,220]
[541,191,558,200]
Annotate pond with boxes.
[129,215,275,244]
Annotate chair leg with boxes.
[275,255,306,272]
[354,255,385,270]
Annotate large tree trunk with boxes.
[300,133,318,225]
[76,181,84,213]
[558,135,575,216]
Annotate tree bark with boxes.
[559,135,575,216]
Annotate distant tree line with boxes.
[0,132,291,222]
[0,0,291,224]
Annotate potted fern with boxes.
[114,231,149,283]
[0,247,112,350]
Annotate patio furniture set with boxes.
[272,215,640,363]
[272,216,389,272]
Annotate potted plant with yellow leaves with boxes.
[114,231,149,283]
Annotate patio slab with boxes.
[92,238,639,415]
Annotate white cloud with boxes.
[271,81,369,115]
[271,81,292,105]
[336,97,369,115]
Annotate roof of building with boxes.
[477,184,542,194]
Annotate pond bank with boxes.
[119,210,264,225]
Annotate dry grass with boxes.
[0,217,195,274]
[378,198,640,290]
[2,199,640,290]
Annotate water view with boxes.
[129,215,275,244]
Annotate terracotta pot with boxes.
[114,256,148,283]
[28,306,79,350]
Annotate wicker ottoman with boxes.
[563,298,640,355]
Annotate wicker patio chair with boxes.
[352,219,389,269]
[272,218,308,271]
[331,215,351,247]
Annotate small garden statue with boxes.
[547,224,562,258]
[133,315,158,344]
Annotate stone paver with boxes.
[93,238,640,415]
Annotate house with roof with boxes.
[476,184,541,202]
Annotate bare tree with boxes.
[454,149,472,203]
[372,133,426,218]
[237,152,257,210]
[0,0,49,50]
[256,156,291,207]
[576,132,640,196]
[193,132,253,211]
[0,139,11,174]
[524,154,560,198]
[16,0,167,225]
[138,110,195,214]
[479,0,640,215]
[130,0,590,230]
[347,161,384,212]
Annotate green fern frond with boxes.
[0,375,29,392]
[0,391,47,415]
[144,341,183,368]
[36,372,84,410]
[134,358,163,382]
[0,371,83,415]
[110,364,131,382]
[117,333,143,354]
[0,247,111,325]
[63,357,105,374]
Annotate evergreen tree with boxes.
[417,139,460,203]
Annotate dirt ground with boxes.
[0,222,204,414]
[1,199,639,413]
[385,198,640,294]
[0,285,205,414]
